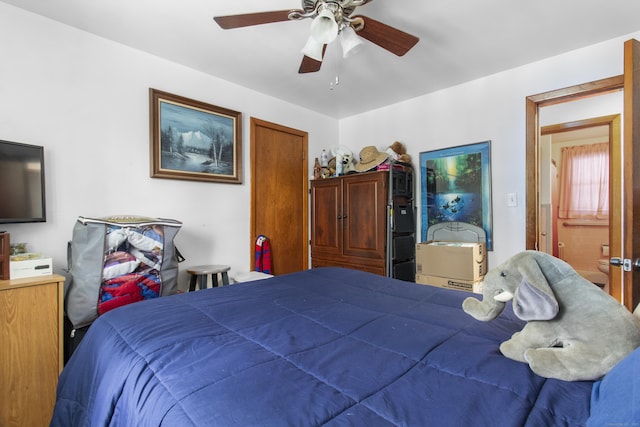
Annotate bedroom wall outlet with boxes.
[507,193,518,207]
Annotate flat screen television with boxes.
[0,140,46,224]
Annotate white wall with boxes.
[339,31,640,269]
[3,2,639,282]
[0,3,337,287]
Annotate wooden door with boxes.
[342,172,388,261]
[250,118,308,275]
[623,39,640,312]
[310,178,342,257]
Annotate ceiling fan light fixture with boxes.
[340,25,363,58]
[310,7,339,44]
[302,36,325,62]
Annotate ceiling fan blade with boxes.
[353,15,419,56]
[299,56,322,74]
[298,45,327,74]
[214,10,292,29]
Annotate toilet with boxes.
[598,244,610,274]
[598,258,610,274]
[595,257,610,292]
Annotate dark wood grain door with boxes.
[623,39,640,312]
[342,172,388,261]
[310,178,342,257]
[251,118,308,275]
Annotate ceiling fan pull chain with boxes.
[334,75,340,88]
[330,42,342,90]
[330,75,340,90]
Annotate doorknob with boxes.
[610,257,630,271]
[609,257,640,271]
[610,257,623,267]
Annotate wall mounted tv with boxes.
[0,140,46,224]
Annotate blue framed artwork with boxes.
[420,141,493,250]
[149,89,242,183]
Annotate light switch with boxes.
[507,193,518,207]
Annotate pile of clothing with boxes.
[99,225,165,314]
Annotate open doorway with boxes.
[539,117,619,294]
[527,77,625,303]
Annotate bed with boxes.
[51,267,631,426]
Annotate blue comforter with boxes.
[51,268,593,426]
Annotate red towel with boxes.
[255,235,272,274]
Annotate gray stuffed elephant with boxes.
[462,250,640,381]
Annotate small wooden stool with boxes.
[187,265,230,291]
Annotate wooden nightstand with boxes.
[0,274,65,427]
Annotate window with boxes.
[557,142,609,219]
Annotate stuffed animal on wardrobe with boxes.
[330,145,356,175]
[386,141,412,169]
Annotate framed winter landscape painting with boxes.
[149,89,242,183]
[420,141,493,250]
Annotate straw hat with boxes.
[355,146,389,172]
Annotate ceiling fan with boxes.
[214,0,419,74]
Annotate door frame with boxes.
[525,75,624,302]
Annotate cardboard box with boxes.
[416,273,483,294]
[416,241,486,281]
[9,254,53,279]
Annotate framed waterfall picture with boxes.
[149,89,242,183]
[419,141,493,250]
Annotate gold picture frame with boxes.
[149,89,242,183]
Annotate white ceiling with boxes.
[5,0,640,119]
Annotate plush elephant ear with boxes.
[513,256,559,321]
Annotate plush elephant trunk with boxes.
[462,296,506,322]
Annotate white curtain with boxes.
[557,142,609,220]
